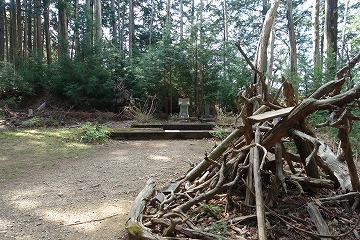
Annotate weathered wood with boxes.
[318,192,360,202]
[336,51,360,79]
[151,218,234,240]
[291,129,352,190]
[151,181,181,205]
[261,82,360,150]
[253,128,267,240]
[245,147,255,205]
[126,178,158,240]
[247,107,294,123]
[185,128,243,182]
[307,202,331,240]
[289,175,334,189]
[266,141,286,207]
[338,121,360,191]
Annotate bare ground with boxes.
[0,139,214,240]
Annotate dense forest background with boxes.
[0,0,359,117]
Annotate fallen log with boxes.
[288,175,335,189]
[307,202,331,240]
[126,178,158,240]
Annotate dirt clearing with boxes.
[0,139,214,240]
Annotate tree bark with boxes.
[93,0,102,46]
[286,0,297,83]
[340,0,349,64]
[9,0,16,63]
[324,0,338,80]
[223,0,228,41]
[0,0,5,61]
[118,1,125,52]
[180,0,184,41]
[125,178,158,240]
[128,0,134,56]
[338,121,360,191]
[307,202,331,240]
[266,29,275,87]
[58,0,68,60]
[73,0,79,59]
[44,0,52,64]
[253,128,267,240]
[254,0,280,98]
[110,0,117,43]
[26,0,32,55]
[312,0,321,88]
[34,0,42,58]
[16,0,21,57]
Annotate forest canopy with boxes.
[0,0,359,116]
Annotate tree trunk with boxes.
[340,0,349,64]
[324,0,338,81]
[16,0,21,57]
[110,0,117,43]
[44,0,52,64]
[254,0,280,98]
[179,0,183,41]
[9,0,17,63]
[223,0,228,41]
[85,0,93,53]
[129,0,134,57]
[26,0,32,54]
[34,0,42,58]
[93,0,102,46]
[312,0,321,89]
[199,0,204,118]
[286,0,298,83]
[58,0,68,60]
[0,0,5,61]
[338,122,360,191]
[73,0,79,59]
[266,29,275,87]
[118,1,125,52]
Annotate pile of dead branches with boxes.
[125,53,360,239]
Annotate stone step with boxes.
[130,123,163,128]
[162,123,214,130]
[110,130,213,140]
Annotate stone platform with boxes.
[111,122,217,140]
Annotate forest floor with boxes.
[0,128,215,239]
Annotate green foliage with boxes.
[0,61,33,106]
[49,58,114,109]
[211,125,228,140]
[21,117,59,128]
[200,204,224,214]
[22,117,45,128]
[75,122,110,144]
[17,55,47,94]
[209,220,229,236]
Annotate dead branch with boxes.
[307,202,331,239]
[253,128,267,240]
[288,175,335,189]
[185,128,243,182]
[126,178,158,240]
[337,52,360,80]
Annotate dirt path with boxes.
[0,139,214,240]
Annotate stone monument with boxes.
[178,98,190,118]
